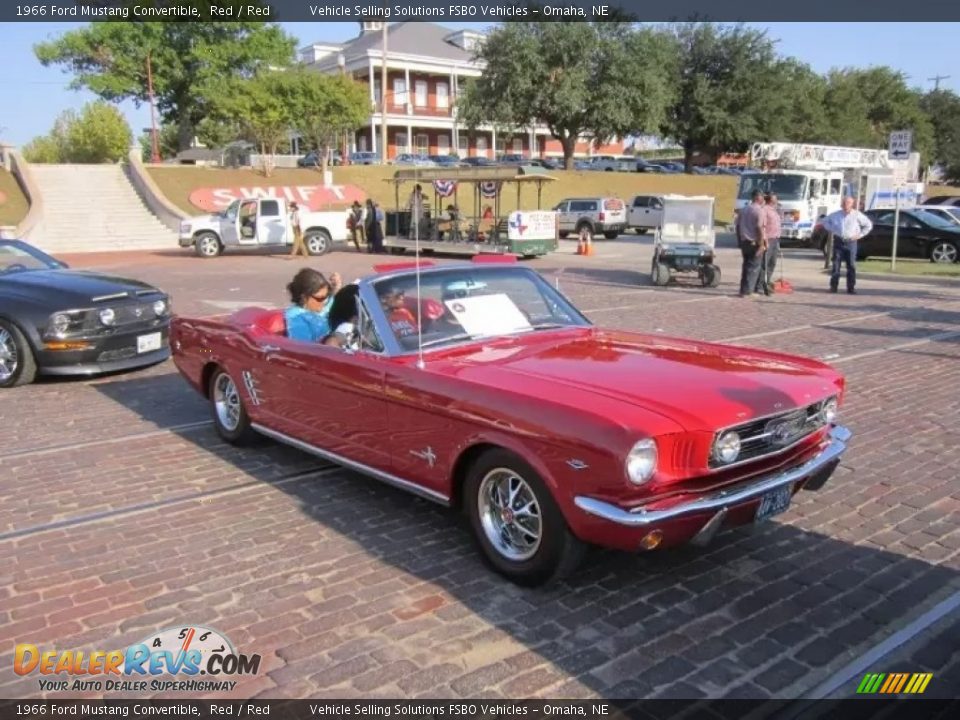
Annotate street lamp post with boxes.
[146,51,161,163]
[380,22,388,165]
[338,53,348,164]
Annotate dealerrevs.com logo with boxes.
[15,625,261,693]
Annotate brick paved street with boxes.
[2,233,959,700]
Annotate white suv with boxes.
[554,198,628,239]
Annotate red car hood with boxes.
[443,329,841,432]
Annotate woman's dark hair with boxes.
[327,284,360,329]
[286,268,330,306]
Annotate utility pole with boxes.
[380,21,388,165]
[146,51,161,163]
[928,74,951,91]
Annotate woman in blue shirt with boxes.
[284,268,341,342]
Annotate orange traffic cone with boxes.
[576,234,585,255]
[772,246,793,293]
[584,232,594,256]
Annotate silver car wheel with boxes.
[198,235,221,257]
[478,468,542,562]
[931,242,958,264]
[0,327,18,383]
[213,373,241,432]
[306,231,330,255]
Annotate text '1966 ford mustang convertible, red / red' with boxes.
[170,259,851,585]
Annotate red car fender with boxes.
[447,429,580,523]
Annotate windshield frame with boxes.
[737,173,809,201]
[357,265,592,357]
[0,240,65,275]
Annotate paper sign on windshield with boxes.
[445,294,532,337]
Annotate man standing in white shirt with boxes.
[819,196,873,294]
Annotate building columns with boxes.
[406,122,412,154]
[404,67,411,113]
[491,127,497,157]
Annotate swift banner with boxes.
[188,185,366,212]
[0,0,951,22]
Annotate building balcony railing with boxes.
[371,92,457,118]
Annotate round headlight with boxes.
[714,431,741,464]
[99,308,116,326]
[153,299,167,316]
[821,397,839,425]
[626,438,658,485]
[49,313,70,337]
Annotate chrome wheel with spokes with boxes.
[931,241,959,264]
[464,449,586,586]
[0,321,36,388]
[0,327,18,384]
[478,468,542,562]
[208,368,259,445]
[213,372,241,431]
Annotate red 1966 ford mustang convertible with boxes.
[170,260,851,586]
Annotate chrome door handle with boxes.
[262,344,281,353]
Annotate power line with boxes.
[928,74,951,90]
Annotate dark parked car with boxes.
[461,157,497,167]
[348,151,380,165]
[297,150,342,167]
[0,240,171,388]
[428,154,463,168]
[816,209,960,264]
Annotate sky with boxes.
[0,21,957,148]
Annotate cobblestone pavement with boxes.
[2,234,959,700]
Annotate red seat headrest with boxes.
[253,310,286,335]
[403,297,446,322]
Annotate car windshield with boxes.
[0,241,61,274]
[738,174,807,201]
[914,209,959,230]
[372,266,590,352]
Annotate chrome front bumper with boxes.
[574,425,851,528]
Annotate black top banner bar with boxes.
[1,0,958,22]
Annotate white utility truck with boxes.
[734,142,924,246]
[179,197,350,258]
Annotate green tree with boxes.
[761,59,829,143]
[23,102,131,163]
[458,22,672,169]
[138,123,179,162]
[920,89,960,182]
[822,68,933,159]
[286,68,369,173]
[212,70,295,176]
[66,102,132,163]
[662,23,792,170]
[35,18,296,152]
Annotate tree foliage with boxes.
[920,90,960,182]
[35,20,296,152]
[660,23,785,170]
[820,68,933,159]
[285,68,370,173]
[23,102,131,164]
[210,70,296,176]
[458,22,672,169]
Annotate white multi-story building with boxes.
[299,21,626,160]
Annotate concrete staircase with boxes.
[26,164,177,254]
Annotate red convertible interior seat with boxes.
[402,297,445,328]
[251,309,287,336]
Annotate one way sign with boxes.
[889,130,912,160]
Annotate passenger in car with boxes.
[322,285,361,350]
[284,268,342,342]
[379,286,418,339]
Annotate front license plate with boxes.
[755,485,793,523]
[137,332,162,354]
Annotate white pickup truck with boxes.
[178,198,350,258]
